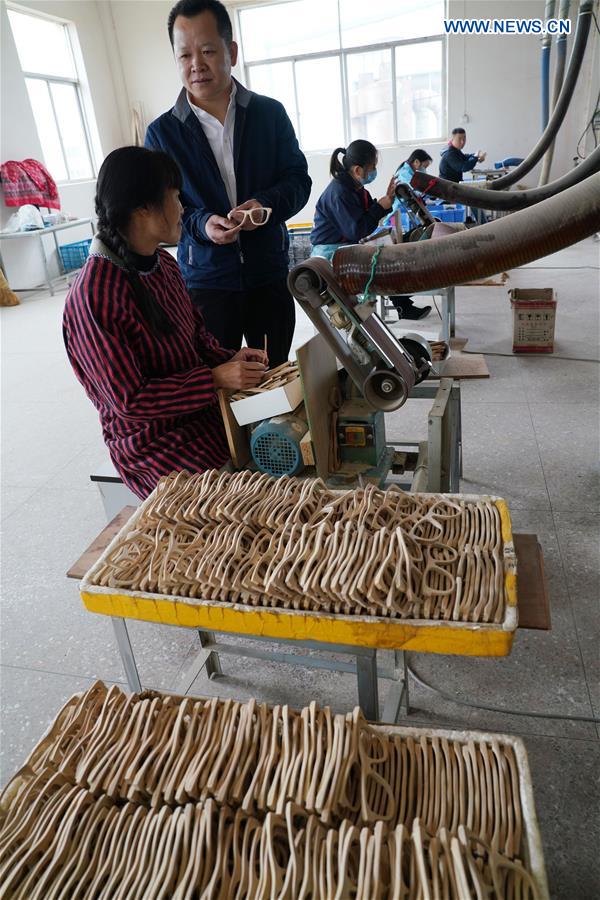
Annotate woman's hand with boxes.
[212,358,267,391]
[233,346,269,367]
[378,175,397,210]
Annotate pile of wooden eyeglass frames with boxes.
[92,470,507,624]
[0,683,540,899]
[230,361,299,401]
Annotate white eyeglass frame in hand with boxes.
[228,207,272,226]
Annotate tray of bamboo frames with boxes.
[0,681,548,899]
[80,470,518,657]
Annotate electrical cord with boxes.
[406,657,600,724]
[576,11,600,158]
[361,246,382,300]
[576,87,600,158]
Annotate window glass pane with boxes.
[239,0,339,62]
[295,56,344,151]
[395,41,442,141]
[247,62,298,135]
[49,83,93,180]
[25,79,68,182]
[8,9,76,78]
[340,0,445,47]
[347,50,393,145]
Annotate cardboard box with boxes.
[509,288,556,353]
[230,376,303,426]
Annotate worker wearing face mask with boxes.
[310,141,395,262]
[310,140,430,320]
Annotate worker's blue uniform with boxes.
[439,144,479,183]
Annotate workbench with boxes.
[71,476,532,725]
[378,285,456,341]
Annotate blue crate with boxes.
[428,203,467,224]
[59,238,92,272]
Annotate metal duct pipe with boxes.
[541,0,557,128]
[410,145,600,209]
[540,0,572,185]
[490,0,594,190]
[331,173,600,295]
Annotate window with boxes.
[239,0,445,152]
[7,7,95,181]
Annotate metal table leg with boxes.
[448,286,456,337]
[198,630,222,679]
[111,617,142,692]
[38,233,54,296]
[356,651,379,721]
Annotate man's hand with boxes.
[477,151,487,162]
[233,346,269,367]
[205,214,242,245]
[228,199,263,231]
[212,359,267,391]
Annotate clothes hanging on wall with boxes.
[0,158,60,209]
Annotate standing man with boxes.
[145,0,311,366]
[439,128,486,183]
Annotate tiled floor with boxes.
[1,239,599,897]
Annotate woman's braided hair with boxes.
[95,146,183,336]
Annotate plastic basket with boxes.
[429,204,466,223]
[59,239,92,272]
[509,288,556,353]
[288,229,312,267]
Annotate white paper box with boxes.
[230,376,303,426]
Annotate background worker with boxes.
[385,149,434,321]
[63,147,267,500]
[395,148,433,189]
[439,127,486,183]
[310,140,430,321]
[145,0,311,367]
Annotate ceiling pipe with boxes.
[410,145,600,210]
[330,173,600,295]
[540,0,572,185]
[490,0,594,190]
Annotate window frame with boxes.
[7,4,97,184]
[238,5,446,153]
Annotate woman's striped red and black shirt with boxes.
[63,245,233,498]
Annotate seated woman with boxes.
[63,146,267,499]
[310,140,429,321]
[395,148,433,190]
[384,149,434,322]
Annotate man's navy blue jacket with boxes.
[145,80,311,291]
[310,172,386,245]
[439,144,479,183]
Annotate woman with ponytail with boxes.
[63,146,267,499]
[310,141,395,261]
[309,141,430,320]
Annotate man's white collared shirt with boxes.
[188,81,237,209]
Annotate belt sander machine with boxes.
[223,257,435,485]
